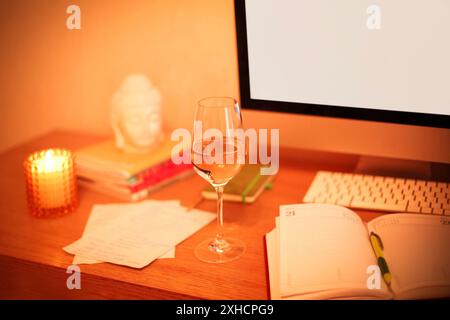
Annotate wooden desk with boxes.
[0,131,383,299]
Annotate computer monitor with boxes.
[235,0,450,178]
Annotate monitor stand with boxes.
[354,155,450,181]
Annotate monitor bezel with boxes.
[234,0,450,129]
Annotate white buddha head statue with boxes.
[111,74,163,153]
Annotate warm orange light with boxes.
[24,148,78,217]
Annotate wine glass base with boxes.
[194,237,246,263]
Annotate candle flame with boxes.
[33,149,66,173]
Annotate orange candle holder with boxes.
[24,148,78,218]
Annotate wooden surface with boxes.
[0,131,384,299]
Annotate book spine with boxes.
[129,163,192,192]
[76,159,191,187]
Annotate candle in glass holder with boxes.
[24,148,78,217]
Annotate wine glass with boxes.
[191,97,246,263]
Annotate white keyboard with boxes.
[303,171,450,215]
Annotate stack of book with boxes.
[75,138,192,201]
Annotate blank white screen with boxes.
[245,0,450,116]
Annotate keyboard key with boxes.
[407,205,421,213]
[437,182,447,188]
[416,180,427,188]
[421,207,432,214]
[335,198,351,206]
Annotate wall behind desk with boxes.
[0,0,239,152]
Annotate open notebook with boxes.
[266,204,450,299]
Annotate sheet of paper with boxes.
[64,201,215,268]
[73,200,178,265]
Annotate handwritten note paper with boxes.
[72,201,178,265]
[64,200,215,268]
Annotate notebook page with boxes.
[267,219,391,300]
[279,204,383,298]
[368,214,450,299]
[266,222,332,300]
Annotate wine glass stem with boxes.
[215,186,225,243]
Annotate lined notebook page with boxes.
[279,204,384,298]
[368,214,450,299]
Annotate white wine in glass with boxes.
[191,97,246,263]
[192,138,242,186]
